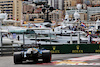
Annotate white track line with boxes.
[56,63,100,65]
[54,54,100,65]
[67,54,100,62]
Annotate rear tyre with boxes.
[42,52,51,63]
[34,58,38,63]
[14,53,22,64]
[32,52,38,63]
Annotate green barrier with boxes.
[41,44,100,54]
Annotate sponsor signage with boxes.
[41,44,100,54]
[72,45,83,53]
[95,45,100,53]
[50,46,60,53]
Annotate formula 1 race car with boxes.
[13,43,51,64]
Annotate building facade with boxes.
[64,0,77,12]
[23,9,64,24]
[0,0,34,26]
[66,10,87,20]
[87,7,100,21]
[48,0,64,10]
[0,0,23,22]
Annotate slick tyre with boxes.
[42,52,51,63]
[14,53,22,64]
[34,58,38,63]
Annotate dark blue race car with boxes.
[13,44,51,64]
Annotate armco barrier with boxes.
[0,46,22,56]
[41,44,100,54]
[0,44,100,56]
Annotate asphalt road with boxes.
[0,54,100,67]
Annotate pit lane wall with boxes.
[41,44,100,54]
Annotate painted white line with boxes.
[56,63,100,65]
[67,54,100,62]
[54,54,100,66]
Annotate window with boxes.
[0,1,3,3]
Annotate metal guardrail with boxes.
[0,44,100,56]
[0,46,22,56]
[0,44,42,56]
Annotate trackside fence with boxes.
[0,44,100,56]
[41,44,100,54]
[0,46,22,56]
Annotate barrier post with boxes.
[78,32,80,44]
[70,34,72,44]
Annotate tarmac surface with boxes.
[0,54,100,67]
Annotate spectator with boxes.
[69,26,71,30]
[74,26,77,31]
[17,35,20,41]
[88,34,92,44]
[5,34,8,37]
[90,35,92,43]
[72,26,75,31]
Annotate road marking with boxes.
[56,63,100,65]
[54,60,100,65]
[37,55,100,66]
[67,54,100,62]
[53,54,100,65]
